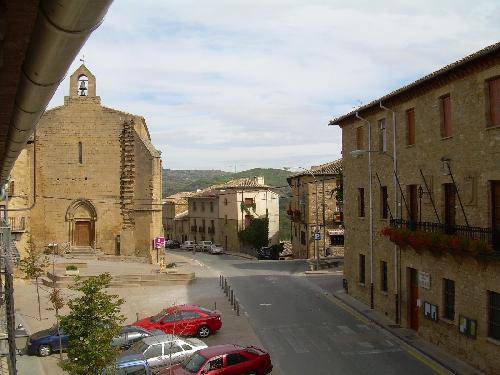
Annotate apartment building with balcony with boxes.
[286,160,343,259]
[178,177,279,252]
[330,42,500,373]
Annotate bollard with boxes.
[227,286,231,301]
[236,301,240,316]
[214,301,217,311]
[230,290,234,306]
[136,312,139,322]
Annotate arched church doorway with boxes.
[66,199,97,247]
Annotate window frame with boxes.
[380,186,388,219]
[356,126,364,150]
[487,76,500,128]
[78,141,83,164]
[378,118,387,152]
[359,254,366,285]
[443,278,455,321]
[440,94,452,138]
[380,260,388,292]
[358,188,365,217]
[488,290,500,340]
[406,108,415,146]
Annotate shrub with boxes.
[66,265,78,271]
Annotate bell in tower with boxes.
[77,75,89,96]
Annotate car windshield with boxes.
[127,341,149,354]
[182,353,206,373]
[198,307,213,314]
[150,310,167,323]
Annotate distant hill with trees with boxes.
[163,168,293,240]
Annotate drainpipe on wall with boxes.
[380,101,400,324]
[356,112,374,310]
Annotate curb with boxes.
[327,291,472,375]
[227,253,256,260]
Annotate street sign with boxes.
[154,237,165,249]
[314,232,321,241]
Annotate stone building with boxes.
[5,64,163,259]
[163,192,192,241]
[286,160,343,259]
[330,42,500,374]
[163,177,280,252]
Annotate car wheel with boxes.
[197,325,211,338]
[38,344,51,357]
[247,372,257,375]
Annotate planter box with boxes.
[65,269,80,276]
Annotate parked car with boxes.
[208,244,224,255]
[181,241,196,250]
[161,344,273,375]
[166,240,181,249]
[26,325,67,357]
[119,335,207,374]
[257,246,279,260]
[27,325,162,357]
[195,241,212,252]
[134,305,222,338]
[103,354,152,375]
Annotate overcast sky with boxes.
[48,0,499,172]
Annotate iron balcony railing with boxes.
[9,217,26,232]
[390,218,497,251]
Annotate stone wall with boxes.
[341,61,500,373]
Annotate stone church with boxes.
[6,64,163,259]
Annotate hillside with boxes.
[163,168,293,240]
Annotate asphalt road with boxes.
[175,250,438,375]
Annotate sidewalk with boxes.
[306,274,482,375]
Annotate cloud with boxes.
[48,0,499,171]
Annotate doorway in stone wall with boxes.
[74,221,92,246]
[408,267,419,331]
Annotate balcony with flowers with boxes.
[381,219,496,260]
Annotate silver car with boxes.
[120,334,207,373]
[209,244,224,254]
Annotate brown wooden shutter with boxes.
[489,78,500,127]
[406,109,415,145]
[356,126,364,150]
[441,95,452,137]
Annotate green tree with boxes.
[238,217,269,249]
[60,273,125,375]
[19,235,48,321]
[48,288,65,361]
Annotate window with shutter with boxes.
[489,77,500,127]
[441,95,452,137]
[406,108,415,145]
[356,126,364,150]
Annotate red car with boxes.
[162,344,273,375]
[134,305,222,338]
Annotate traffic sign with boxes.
[314,232,321,241]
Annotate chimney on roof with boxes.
[254,176,264,185]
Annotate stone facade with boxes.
[162,192,192,241]
[5,64,163,259]
[162,177,280,252]
[332,43,500,374]
[287,160,343,259]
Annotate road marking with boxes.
[384,340,394,347]
[297,326,331,351]
[279,327,309,354]
[259,303,272,306]
[341,348,403,356]
[259,329,287,356]
[357,341,374,349]
[356,324,371,331]
[338,325,355,335]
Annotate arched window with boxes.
[78,142,83,164]
[77,74,88,96]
